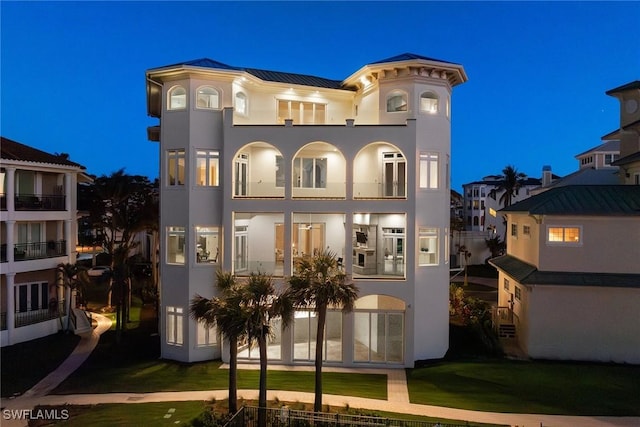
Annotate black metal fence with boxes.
[225,406,474,427]
[15,299,66,328]
[14,194,66,211]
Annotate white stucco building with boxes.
[146,53,467,367]
[1,137,89,346]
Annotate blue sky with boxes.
[1,1,638,192]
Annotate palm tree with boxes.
[489,165,527,208]
[190,270,246,414]
[56,263,79,332]
[243,272,293,427]
[286,249,358,412]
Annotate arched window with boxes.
[168,86,186,110]
[196,86,219,109]
[386,91,407,112]
[420,92,438,113]
[235,92,247,115]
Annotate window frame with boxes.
[503,278,510,291]
[196,322,218,347]
[166,226,186,265]
[168,85,187,111]
[419,152,439,189]
[167,149,186,186]
[511,223,518,239]
[235,91,248,116]
[195,85,220,110]
[277,99,326,124]
[195,226,220,265]
[386,90,408,113]
[523,225,531,237]
[419,91,439,114]
[418,227,439,266]
[546,225,582,246]
[195,150,220,187]
[293,157,327,189]
[166,306,184,346]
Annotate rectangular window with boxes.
[166,306,184,346]
[418,227,438,266]
[523,225,531,237]
[196,322,217,347]
[293,158,326,188]
[547,226,581,244]
[444,227,449,265]
[167,149,185,186]
[195,226,220,264]
[511,224,518,238]
[503,278,510,291]
[277,100,326,124]
[514,286,521,301]
[167,226,185,264]
[196,150,219,186]
[419,153,439,189]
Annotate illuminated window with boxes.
[277,100,326,124]
[166,306,184,346]
[418,227,438,266]
[196,323,217,347]
[419,152,439,189]
[167,149,185,186]
[235,92,247,115]
[167,226,185,264]
[547,226,581,244]
[196,86,219,109]
[293,158,326,188]
[196,226,220,264]
[196,150,219,186]
[386,91,408,112]
[420,92,438,113]
[168,86,186,110]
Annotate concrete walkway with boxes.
[2,311,639,427]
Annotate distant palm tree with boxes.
[286,249,359,412]
[243,272,293,427]
[57,263,79,332]
[489,165,527,208]
[190,271,247,414]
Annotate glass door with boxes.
[234,154,248,196]
[382,228,404,276]
[382,153,405,197]
[234,226,248,272]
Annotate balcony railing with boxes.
[13,240,67,261]
[14,194,66,211]
[14,299,66,328]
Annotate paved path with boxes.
[2,311,640,427]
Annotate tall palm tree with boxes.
[56,263,79,332]
[190,271,246,414]
[286,249,358,412]
[489,165,527,208]
[243,272,293,427]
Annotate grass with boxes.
[0,332,81,397]
[34,400,506,427]
[407,359,640,416]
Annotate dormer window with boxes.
[196,86,220,109]
[235,92,247,115]
[420,92,439,114]
[168,86,187,110]
[386,91,408,112]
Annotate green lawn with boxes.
[407,359,640,416]
[1,332,80,397]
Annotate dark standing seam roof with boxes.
[490,255,640,288]
[500,185,640,216]
[606,80,640,95]
[1,136,85,168]
[370,53,459,66]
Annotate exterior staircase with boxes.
[71,308,93,335]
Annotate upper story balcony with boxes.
[1,168,70,212]
[1,240,67,262]
[12,193,66,211]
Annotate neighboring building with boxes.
[1,137,90,346]
[490,81,640,364]
[462,175,542,236]
[490,185,640,363]
[608,81,640,184]
[146,53,467,367]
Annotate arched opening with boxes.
[292,142,346,199]
[354,142,407,199]
[353,295,405,363]
[233,142,284,198]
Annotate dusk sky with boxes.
[2,1,638,192]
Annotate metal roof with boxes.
[606,80,640,95]
[574,140,620,158]
[1,136,85,169]
[490,255,640,288]
[370,53,458,66]
[500,185,640,216]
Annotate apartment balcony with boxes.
[14,299,66,328]
[14,194,66,211]
[10,240,67,261]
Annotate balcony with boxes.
[14,194,66,211]
[14,299,66,328]
[12,240,67,261]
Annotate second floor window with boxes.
[419,153,439,189]
[196,86,219,109]
[386,91,407,112]
[277,100,326,124]
[196,150,219,186]
[293,157,326,188]
[547,226,581,244]
[418,227,438,266]
[167,150,185,186]
[168,86,186,110]
[420,92,439,113]
[235,92,247,115]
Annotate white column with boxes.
[5,273,15,345]
[64,172,72,212]
[65,219,73,260]
[6,167,16,212]
[6,220,15,263]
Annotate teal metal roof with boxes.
[490,255,640,288]
[500,185,640,216]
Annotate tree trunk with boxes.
[314,304,327,413]
[258,334,268,427]
[228,335,238,414]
